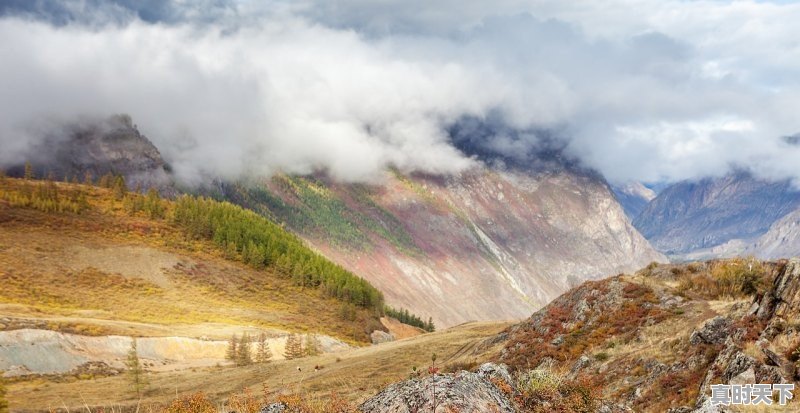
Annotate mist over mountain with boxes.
[2,1,800,189]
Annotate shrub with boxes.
[161,392,216,413]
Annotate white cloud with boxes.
[0,0,799,185]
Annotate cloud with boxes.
[1,0,799,185]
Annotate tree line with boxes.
[225,332,321,365]
[172,195,385,311]
[2,166,436,329]
[385,306,435,332]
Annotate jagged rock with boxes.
[570,355,591,376]
[757,259,800,320]
[370,330,395,344]
[761,347,784,367]
[359,363,516,413]
[259,402,287,413]
[689,316,732,345]
[476,362,514,388]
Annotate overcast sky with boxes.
[1,0,799,185]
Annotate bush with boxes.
[515,370,598,413]
[162,392,216,413]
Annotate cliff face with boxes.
[227,165,665,328]
[3,114,173,192]
[634,172,800,255]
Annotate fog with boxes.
[1,0,799,185]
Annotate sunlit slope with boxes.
[0,177,383,343]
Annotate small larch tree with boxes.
[237,332,253,366]
[256,332,273,364]
[226,334,238,363]
[126,339,148,398]
[284,333,304,360]
[23,161,34,180]
[304,334,322,357]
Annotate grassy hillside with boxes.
[0,176,385,342]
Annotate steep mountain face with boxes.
[226,165,664,328]
[633,172,800,256]
[611,181,656,219]
[3,114,173,192]
[710,207,800,259]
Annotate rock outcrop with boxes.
[3,114,174,193]
[359,363,516,413]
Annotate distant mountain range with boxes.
[633,172,800,260]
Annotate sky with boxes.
[1,0,799,185]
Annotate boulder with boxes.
[359,363,516,413]
[370,330,395,344]
[689,316,732,345]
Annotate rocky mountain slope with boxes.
[2,114,173,193]
[225,166,664,328]
[612,181,657,219]
[350,258,800,412]
[634,172,800,256]
[3,115,665,329]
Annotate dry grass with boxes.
[0,178,378,342]
[5,322,510,412]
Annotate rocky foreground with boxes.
[265,258,800,412]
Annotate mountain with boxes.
[633,171,800,256]
[706,206,800,260]
[3,114,173,193]
[224,164,664,328]
[2,115,665,329]
[611,181,657,219]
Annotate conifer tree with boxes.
[237,332,253,366]
[112,175,127,200]
[99,172,114,188]
[226,334,239,363]
[23,162,34,180]
[126,339,148,398]
[144,188,164,219]
[83,171,93,186]
[304,334,322,357]
[426,317,436,332]
[256,333,273,364]
[283,333,304,360]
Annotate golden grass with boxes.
[6,322,510,412]
[0,178,378,343]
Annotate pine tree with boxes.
[304,334,322,357]
[426,317,436,332]
[99,172,114,188]
[225,334,238,363]
[256,333,273,364]
[283,333,304,360]
[144,188,164,219]
[112,175,127,200]
[83,171,93,186]
[237,332,253,366]
[126,339,148,398]
[23,162,34,180]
